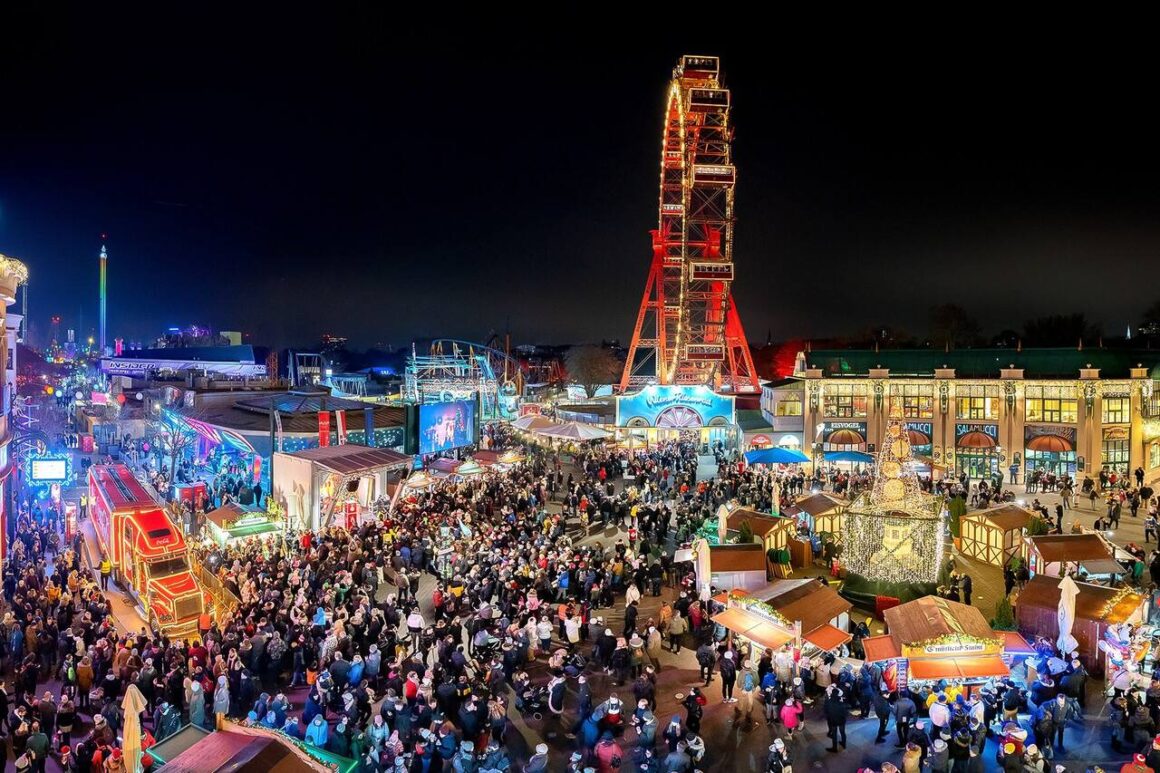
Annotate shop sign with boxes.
[955,423,998,441]
[904,421,933,455]
[616,385,735,428]
[822,421,867,451]
[921,641,986,655]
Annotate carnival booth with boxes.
[204,502,282,547]
[1014,574,1147,676]
[272,445,411,532]
[862,596,1032,694]
[1024,533,1122,580]
[958,504,1036,566]
[790,492,849,538]
[692,538,768,595]
[712,579,853,662]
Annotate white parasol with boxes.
[1056,574,1081,654]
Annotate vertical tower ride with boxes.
[619,55,760,394]
[99,237,108,355]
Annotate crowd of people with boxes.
[8,406,1160,773]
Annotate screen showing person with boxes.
[418,400,476,454]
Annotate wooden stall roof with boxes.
[711,607,794,651]
[759,579,853,636]
[862,634,902,662]
[883,596,997,646]
[708,543,768,573]
[961,504,1036,532]
[1028,534,1112,563]
[1016,574,1144,624]
[726,508,791,538]
[804,623,852,651]
[205,502,263,529]
[793,492,850,516]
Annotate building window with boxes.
[955,384,1000,421]
[1025,385,1077,424]
[1151,441,1160,470]
[889,384,934,419]
[775,397,803,417]
[1102,438,1130,475]
[1102,396,1130,425]
[823,383,868,418]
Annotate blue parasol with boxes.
[744,447,811,465]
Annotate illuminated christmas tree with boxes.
[842,408,947,585]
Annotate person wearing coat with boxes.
[212,675,230,727]
[188,681,207,729]
[305,715,330,747]
[779,697,804,737]
[902,742,922,773]
[633,700,658,748]
[595,730,624,773]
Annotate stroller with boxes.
[517,684,549,719]
[564,652,587,678]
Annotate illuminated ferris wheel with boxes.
[620,55,760,394]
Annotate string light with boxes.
[842,411,947,584]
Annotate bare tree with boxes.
[151,413,198,480]
[564,345,622,399]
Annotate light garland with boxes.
[908,632,1001,650]
[841,414,947,585]
[1099,587,1137,619]
[730,591,792,628]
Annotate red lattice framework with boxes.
[619,55,760,394]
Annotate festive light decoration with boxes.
[1098,586,1137,619]
[841,410,947,584]
[905,632,1002,650]
[729,590,793,629]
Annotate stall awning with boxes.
[1078,558,1126,576]
[803,624,852,652]
[908,655,1010,682]
[711,608,794,651]
[862,635,902,663]
[1000,630,1035,656]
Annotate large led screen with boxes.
[418,400,475,454]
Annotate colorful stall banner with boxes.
[336,410,348,445]
[822,421,867,451]
[318,410,331,447]
[616,385,735,428]
[955,423,999,449]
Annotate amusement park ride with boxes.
[620,55,760,396]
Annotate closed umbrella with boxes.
[121,683,148,773]
[1057,574,1081,654]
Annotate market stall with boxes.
[712,580,853,662]
[789,492,849,538]
[862,595,1031,694]
[958,504,1035,566]
[692,538,768,595]
[724,508,797,572]
[204,502,282,547]
[272,445,411,532]
[1014,574,1147,676]
[1024,533,1121,580]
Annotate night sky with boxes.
[3,10,1158,350]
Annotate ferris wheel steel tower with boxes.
[619,55,760,394]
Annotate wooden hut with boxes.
[958,504,1035,566]
[790,492,849,538]
[861,595,1026,690]
[726,508,796,553]
[1014,574,1147,675]
[1024,533,1121,579]
[693,539,769,595]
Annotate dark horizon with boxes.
[3,10,1159,351]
